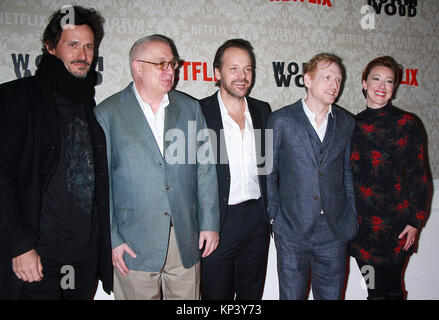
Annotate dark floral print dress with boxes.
[349,103,430,265]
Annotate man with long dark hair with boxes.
[0,6,112,299]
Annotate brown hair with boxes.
[361,56,401,98]
[303,53,344,91]
[213,38,256,87]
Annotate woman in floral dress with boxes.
[349,56,431,300]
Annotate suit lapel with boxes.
[248,100,262,130]
[248,98,269,205]
[247,99,264,167]
[120,83,163,158]
[164,94,181,152]
[320,110,337,168]
[204,93,228,165]
[292,105,318,166]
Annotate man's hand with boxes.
[199,231,219,258]
[112,243,137,276]
[12,249,43,282]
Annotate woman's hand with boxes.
[399,225,418,251]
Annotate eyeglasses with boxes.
[136,59,179,71]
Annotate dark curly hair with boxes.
[41,5,105,55]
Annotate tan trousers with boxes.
[113,226,200,300]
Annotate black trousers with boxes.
[201,198,270,300]
[355,258,406,300]
[20,253,99,300]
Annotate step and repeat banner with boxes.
[1,0,438,177]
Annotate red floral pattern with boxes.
[362,124,375,134]
[360,249,371,260]
[416,211,426,221]
[397,136,407,147]
[360,186,374,197]
[371,216,383,232]
[351,151,360,161]
[396,200,410,212]
[349,104,430,265]
[397,114,414,126]
[371,150,382,167]
[418,145,424,160]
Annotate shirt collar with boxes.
[132,82,169,112]
[217,90,249,118]
[301,98,333,122]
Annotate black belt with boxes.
[229,198,260,207]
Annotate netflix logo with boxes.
[269,0,333,7]
[400,68,418,86]
[178,61,218,82]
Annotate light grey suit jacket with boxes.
[266,99,358,241]
[94,82,219,272]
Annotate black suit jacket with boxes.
[0,75,113,298]
[199,92,272,233]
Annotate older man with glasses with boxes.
[94,34,220,300]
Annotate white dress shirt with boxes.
[133,84,169,156]
[301,98,333,142]
[218,92,261,205]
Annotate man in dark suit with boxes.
[267,53,358,300]
[200,39,271,300]
[0,6,112,299]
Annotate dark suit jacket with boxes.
[0,75,113,298]
[266,99,358,241]
[200,91,272,233]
